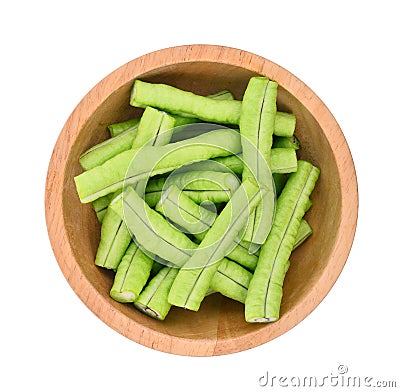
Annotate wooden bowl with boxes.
[45,45,358,356]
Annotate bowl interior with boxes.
[62,61,341,347]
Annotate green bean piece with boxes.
[79,125,138,171]
[274,112,296,137]
[134,267,179,320]
[80,108,174,172]
[110,243,153,303]
[293,219,313,250]
[212,149,297,177]
[132,107,175,198]
[108,118,140,137]
[74,128,242,203]
[144,176,172,207]
[156,182,259,271]
[272,135,300,150]
[136,258,250,320]
[164,90,236,139]
[155,185,217,235]
[270,148,298,174]
[169,115,198,128]
[92,193,114,223]
[144,169,240,206]
[169,158,234,175]
[94,206,131,270]
[193,228,259,271]
[171,89,235,118]
[213,155,243,175]
[210,259,253,303]
[245,160,320,322]
[130,80,242,124]
[133,219,315,321]
[240,77,277,167]
[212,218,313,304]
[131,107,175,149]
[168,178,265,311]
[112,186,197,266]
[165,170,240,201]
[172,114,294,143]
[224,244,259,271]
[240,77,278,246]
[118,91,234,142]
[130,80,295,135]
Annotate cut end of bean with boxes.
[248,317,277,323]
[110,290,136,303]
[134,302,163,320]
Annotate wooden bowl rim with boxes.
[45,44,358,356]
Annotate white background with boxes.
[1,1,399,391]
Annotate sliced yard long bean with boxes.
[74,128,242,203]
[270,148,297,174]
[240,77,277,167]
[212,217,313,303]
[136,258,251,320]
[110,242,153,303]
[156,181,259,271]
[131,80,242,124]
[168,178,265,311]
[224,243,259,271]
[240,77,278,246]
[193,229,259,271]
[274,111,296,137]
[92,193,115,222]
[134,266,179,320]
[245,160,320,322]
[210,149,298,176]
[166,170,240,194]
[172,89,235,118]
[165,170,240,203]
[212,154,243,175]
[94,206,131,270]
[144,169,240,206]
[210,259,253,303]
[80,108,174,172]
[79,125,138,171]
[131,107,175,149]
[112,186,197,266]
[108,118,140,137]
[132,107,175,198]
[156,184,217,235]
[130,80,296,134]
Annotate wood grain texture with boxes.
[45,44,358,356]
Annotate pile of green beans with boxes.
[74,77,319,322]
